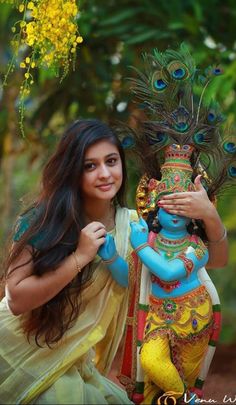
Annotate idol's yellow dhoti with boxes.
[140,286,213,402]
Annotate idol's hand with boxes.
[130,217,149,249]
[158,175,215,221]
[98,234,117,260]
[194,247,209,268]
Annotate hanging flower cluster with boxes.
[3,0,83,134]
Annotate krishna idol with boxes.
[98,44,236,404]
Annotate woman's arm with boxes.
[201,205,228,268]
[159,175,228,268]
[6,221,106,314]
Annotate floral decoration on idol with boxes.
[2,0,83,135]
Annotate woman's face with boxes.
[80,140,123,203]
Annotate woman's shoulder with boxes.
[13,206,43,247]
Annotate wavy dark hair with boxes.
[5,119,127,347]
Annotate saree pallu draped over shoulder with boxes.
[0,207,136,405]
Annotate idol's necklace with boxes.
[155,234,191,260]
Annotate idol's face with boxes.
[80,140,123,203]
[158,207,191,231]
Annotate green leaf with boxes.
[99,8,142,26]
[125,30,170,45]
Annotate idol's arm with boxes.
[129,218,209,281]
[132,244,208,281]
[98,234,129,287]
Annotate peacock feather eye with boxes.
[153,79,167,91]
[167,61,189,80]
[193,132,205,144]
[174,122,189,132]
[223,142,236,154]
[156,132,168,142]
[213,67,223,76]
[172,68,186,79]
[228,166,236,177]
[151,71,168,92]
[147,132,168,145]
[121,136,135,149]
[207,112,216,122]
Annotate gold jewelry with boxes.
[208,226,227,244]
[155,234,190,259]
[176,253,194,276]
[103,252,119,265]
[72,252,82,274]
[134,242,149,253]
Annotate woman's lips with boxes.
[97,183,113,191]
[172,219,179,224]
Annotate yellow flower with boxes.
[19,4,24,12]
[76,36,83,43]
[27,1,35,9]
[6,0,83,136]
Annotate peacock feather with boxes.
[122,42,236,200]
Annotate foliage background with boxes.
[0,0,236,343]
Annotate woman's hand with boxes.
[159,175,228,268]
[98,234,117,261]
[130,217,149,249]
[158,175,214,220]
[75,221,106,263]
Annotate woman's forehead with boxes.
[84,140,119,159]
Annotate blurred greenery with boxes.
[0,0,236,343]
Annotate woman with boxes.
[0,119,135,404]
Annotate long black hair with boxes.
[6,119,127,347]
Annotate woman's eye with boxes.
[84,162,96,170]
[107,158,117,165]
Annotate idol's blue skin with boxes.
[98,208,208,296]
[129,208,208,298]
[98,234,129,287]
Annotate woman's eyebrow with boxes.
[84,152,119,162]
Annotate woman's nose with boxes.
[98,164,110,178]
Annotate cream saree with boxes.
[0,207,136,404]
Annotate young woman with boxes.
[0,119,135,404]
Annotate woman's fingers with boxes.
[160,192,191,201]
[83,221,106,232]
[94,227,107,239]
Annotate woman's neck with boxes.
[83,200,115,230]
